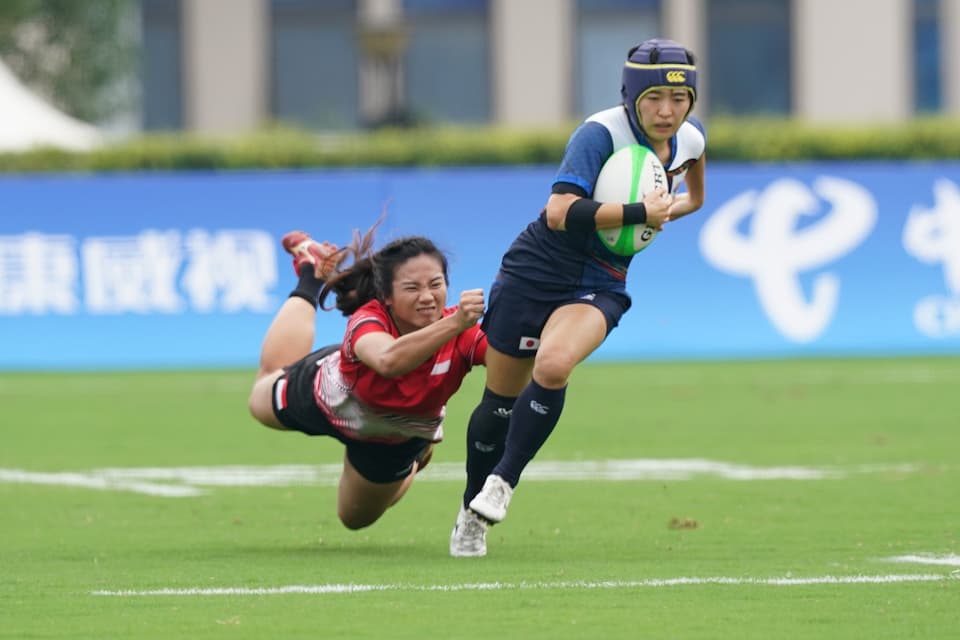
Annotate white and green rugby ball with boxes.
[593,144,667,255]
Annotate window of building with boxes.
[575,0,661,118]
[141,0,183,130]
[270,0,359,130]
[402,0,490,124]
[914,0,941,113]
[707,0,791,115]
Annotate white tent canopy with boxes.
[0,57,103,152]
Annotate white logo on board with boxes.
[0,229,277,315]
[699,177,877,342]
[903,179,960,337]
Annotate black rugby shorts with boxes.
[480,279,631,357]
[271,344,431,484]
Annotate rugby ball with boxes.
[594,144,667,255]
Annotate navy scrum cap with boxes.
[621,37,697,132]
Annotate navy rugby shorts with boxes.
[481,279,631,357]
[271,343,430,484]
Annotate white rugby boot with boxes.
[449,506,488,557]
[468,474,513,523]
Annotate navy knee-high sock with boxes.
[462,388,514,507]
[491,379,566,487]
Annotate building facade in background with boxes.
[140,0,960,133]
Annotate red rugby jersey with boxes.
[313,299,486,443]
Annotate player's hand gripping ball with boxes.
[594,144,668,255]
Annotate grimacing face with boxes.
[384,253,448,334]
[637,87,692,142]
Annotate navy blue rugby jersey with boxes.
[498,106,706,297]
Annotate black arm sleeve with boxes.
[555,181,647,230]
[564,198,602,232]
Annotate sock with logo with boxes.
[462,387,515,507]
[288,264,323,308]
[491,379,566,487]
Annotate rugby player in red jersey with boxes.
[248,225,486,531]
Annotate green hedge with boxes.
[2,117,959,172]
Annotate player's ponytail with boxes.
[319,215,383,316]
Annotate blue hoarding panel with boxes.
[1,162,959,369]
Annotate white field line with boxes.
[0,460,922,498]
[885,554,960,567]
[0,469,204,497]
[90,573,955,597]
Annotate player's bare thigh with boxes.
[535,303,607,388]
[248,368,287,430]
[484,346,535,397]
[336,452,409,530]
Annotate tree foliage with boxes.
[0,0,136,123]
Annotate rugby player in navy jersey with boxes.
[248,226,486,531]
[450,38,706,557]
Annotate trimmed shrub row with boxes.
[2,118,959,173]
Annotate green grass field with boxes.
[2,358,958,639]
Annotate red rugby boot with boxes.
[281,231,345,280]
